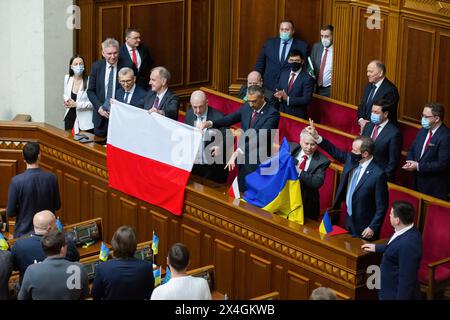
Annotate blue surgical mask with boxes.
[280,32,291,42]
[72,65,85,75]
[421,117,431,129]
[370,113,381,125]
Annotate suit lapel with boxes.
[354,161,375,193]
[305,152,320,172]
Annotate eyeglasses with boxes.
[119,80,134,84]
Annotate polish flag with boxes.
[107,101,202,215]
[72,118,80,136]
[228,176,240,199]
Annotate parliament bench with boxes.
[250,291,280,300]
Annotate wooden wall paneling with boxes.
[285,0,323,47]
[76,0,95,73]
[180,223,201,269]
[213,238,235,298]
[246,253,272,299]
[186,0,212,85]
[81,181,90,222]
[273,264,286,299]
[62,173,81,224]
[384,9,400,88]
[118,196,139,228]
[435,30,450,125]
[55,169,63,218]
[169,218,180,252]
[212,0,232,92]
[129,1,185,87]
[97,3,124,60]
[90,185,109,239]
[137,205,150,243]
[0,160,17,208]
[39,162,54,173]
[201,233,213,267]
[235,248,246,299]
[151,210,169,265]
[399,19,435,123]
[286,269,311,299]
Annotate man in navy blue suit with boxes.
[403,102,449,200]
[87,38,122,138]
[362,201,422,300]
[199,85,280,191]
[255,20,309,92]
[274,49,314,119]
[362,99,402,182]
[118,28,154,91]
[115,67,147,109]
[307,121,388,240]
[357,60,399,132]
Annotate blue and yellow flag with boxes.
[152,231,159,255]
[163,265,171,284]
[244,138,304,224]
[0,233,9,251]
[319,210,333,234]
[153,266,161,286]
[56,218,64,232]
[99,242,110,261]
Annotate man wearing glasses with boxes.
[403,102,449,200]
[115,67,147,109]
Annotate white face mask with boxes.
[72,65,85,75]
[321,38,332,48]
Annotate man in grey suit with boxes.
[290,129,331,221]
[310,25,334,97]
[18,230,89,300]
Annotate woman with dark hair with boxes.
[63,55,94,132]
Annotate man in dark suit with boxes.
[362,99,402,182]
[255,20,309,92]
[357,60,399,132]
[144,66,179,120]
[310,24,334,97]
[87,38,122,138]
[118,28,154,90]
[115,67,147,109]
[307,123,388,240]
[362,201,422,300]
[185,90,228,183]
[274,49,314,119]
[237,71,273,102]
[290,129,331,221]
[403,102,449,200]
[199,85,280,191]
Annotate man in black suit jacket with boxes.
[403,102,449,200]
[237,71,273,102]
[274,49,314,119]
[144,66,179,120]
[185,90,228,183]
[362,99,402,182]
[115,67,147,109]
[307,123,388,240]
[290,129,331,221]
[310,25,334,97]
[87,38,122,138]
[255,20,309,92]
[362,201,422,300]
[118,28,154,90]
[199,85,280,191]
[358,60,399,131]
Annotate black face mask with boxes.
[351,152,363,163]
[288,62,302,72]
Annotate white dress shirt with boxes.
[387,224,414,245]
[295,150,312,173]
[123,84,136,104]
[320,44,333,88]
[194,108,209,164]
[126,44,142,70]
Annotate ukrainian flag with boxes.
[319,210,333,234]
[244,138,304,225]
[56,218,64,232]
[152,231,159,255]
[153,266,161,286]
[0,233,9,251]
[99,242,110,261]
[163,265,171,284]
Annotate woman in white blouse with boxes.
[63,55,94,132]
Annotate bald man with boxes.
[237,71,274,102]
[185,91,229,183]
[11,210,79,286]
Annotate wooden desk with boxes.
[0,122,382,299]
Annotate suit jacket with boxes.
[212,102,280,190]
[275,68,314,119]
[115,85,147,109]
[362,121,402,181]
[290,143,331,221]
[376,227,422,300]
[255,37,309,91]
[319,138,389,238]
[143,89,179,120]
[118,44,154,90]
[406,124,450,200]
[87,60,122,128]
[185,106,229,183]
[63,75,94,130]
[310,42,324,80]
[358,78,399,124]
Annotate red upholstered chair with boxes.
[202,88,242,116]
[418,203,450,299]
[319,166,337,216]
[379,188,420,240]
[398,120,420,153]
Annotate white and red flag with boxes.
[107,101,202,215]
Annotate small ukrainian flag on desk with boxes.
[243,138,304,225]
[0,233,9,250]
[319,210,333,234]
[152,231,159,255]
[99,242,110,261]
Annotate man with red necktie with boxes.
[310,24,334,97]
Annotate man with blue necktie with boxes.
[307,120,388,240]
